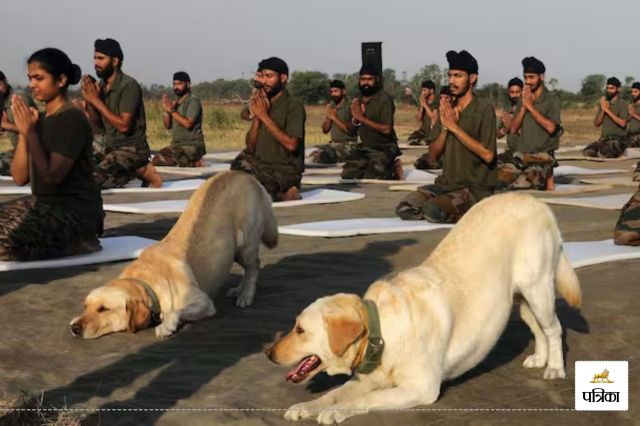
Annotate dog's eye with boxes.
[295,326,304,334]
[97,306,109,313]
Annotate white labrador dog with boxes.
[267,192,581,424]
[70,171,278,339]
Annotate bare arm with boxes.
[629,106,640,122]
[526,103,557,135]
[427,128,447,160]
[442,102,494,164]
[351,99,393,136]
[603,107,627,128]
[510,104,527,134]
[245,118,260,154]
[322,117,332,134]
[1,113,18,134]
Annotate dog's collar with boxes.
[126,277,162,324]
[355,299,385,375]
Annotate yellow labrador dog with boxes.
[70,171,278,339]
[267,193,581,424]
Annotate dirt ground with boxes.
[0,146,638,426]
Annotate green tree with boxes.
[289,71,330,104]
[409,64,445,93]
[580,74,606,99]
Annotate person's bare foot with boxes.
[393,158,405,180]
[136,164,163,188]
[193,159,207,168]
[277,186,302,201]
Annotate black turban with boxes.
[446,50,478,74]
[359,64,379,77]
[632,82,640,90]
[0,71,5,81]
[440,86,452,96]
[258,57,289,75]
[508,77,524,88]
[522,56,545,74]
[421,80,435,89]
[173,71,190,83]
[607,77,621,88]
[94,38,123,60]
[330,79,345,89]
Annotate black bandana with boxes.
[632,82,640,90]
[522,56,546,74]
[330,79,345,89]
[173,71,190,83]
[508,77,524,88]
[607,77,621,88]
[421,80,435,89]
[94,38,123,60]
[258,57,289,75]
[446,50,478,74]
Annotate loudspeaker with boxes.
[361,42,383,77]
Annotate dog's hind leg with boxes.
[520,300,548,369]
[229,240,260,308]
[520,281,565,379]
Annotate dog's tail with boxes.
[262,206,279,249]
[555,250,581,308]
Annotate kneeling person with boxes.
[152,72,206,167]
[497,57,561,191]
[583,77,629,158]
[341,66,401,180]
[310,80,357,164]
[231,57,305,201]
[396,50,497,223]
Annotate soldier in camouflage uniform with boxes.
[496,77,523,164]
[407,80,440,146]
[0,72,37,175]
[626,82,640,148]
[497,58,561,191]
[231,57,305,201]
[309,80,357,164]
[614,189,640,246]
[583,77,629,158]
[81,38,162,188]
[151,71,206,167]
[396,50,497,223]
[341,65,401,180]
[413,86,451,170]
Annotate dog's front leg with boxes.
[284,379,376,422]
[155,289,216,338]
[316,384,440,425]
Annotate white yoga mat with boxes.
[0,176,13,181]
[278,217,453,237]
[557,148,640,162]
[103,189,365,214]
[564,239,640,268]
[0,236,155,272]
[302,169,438,186]
[155,163,229,176]
[0,179,205,196]
[204,147,319,163]
[556,145,587,153]
[387,183,613,196]
[554,165,627,177]
[398,143,429,149]
[580,177,639,188]
[542,193,633,210]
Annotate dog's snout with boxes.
[70,322,83,337]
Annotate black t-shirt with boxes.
[31,105,103,231]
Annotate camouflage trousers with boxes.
[413,152,442,170]
[613,189,640,246]
[230,151,301,200]
[582,136,628,158]
[94,144,150,189]
[407,128,427,146]
[0,196,101,261]
[0,149,14,176]
[395,185,478,223]
[341,145,401,180]
[633,161,640,182]
[151,143,206,167]
[627,133,640,148]
[310,140,357,164]
[497,151,556,191]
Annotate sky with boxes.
[1,0,638,92]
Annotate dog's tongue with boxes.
[286,355,320,383]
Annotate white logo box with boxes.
[575,361,628,411]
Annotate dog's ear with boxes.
[126,300,151,333]
[323,304,365,357]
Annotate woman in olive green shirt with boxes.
[0,48,104,261]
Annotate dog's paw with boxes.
[226,285,243,299]
[317,407,362,425]
[523,354,547,369]
[283,402,317,421]
[235,292,254,308]
[543,366,566,380]
[154,313,180,338]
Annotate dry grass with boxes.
[0,102,599,153]
[0,392,85,426]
